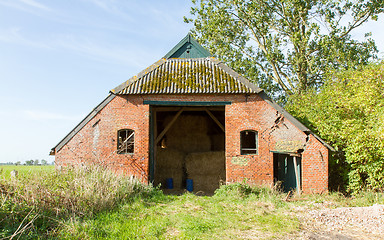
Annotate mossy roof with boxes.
[111,57,262,94]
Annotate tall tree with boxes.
[185,0,383,97]
[25,160,34,165]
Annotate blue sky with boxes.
[0,0,383,163]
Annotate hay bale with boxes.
[185,151,225,176]
[192,175,224,194]
[166,134,211,153]
[163,114,212,153]
[154,169,184,189]
[164,115,209,136]
[155,168,183,177]
[156,148,185,169]
[155,148,186,189]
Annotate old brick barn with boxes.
[51,34,333,194]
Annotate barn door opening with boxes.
[150,105,226,195]
[273,153,301,192]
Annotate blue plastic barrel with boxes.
[186,179,193,192]
[166,178,174,189]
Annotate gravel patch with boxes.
[296,204,384,239]
[308,204,384,235]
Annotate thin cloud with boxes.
[0,0,51,12]
[0,28,52,49]
[84,0,133,22]
[0,28,154,68]
[19,0,50,11]
[55,34,156,68]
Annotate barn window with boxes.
[117,129,134,154]
[240,130,258,155]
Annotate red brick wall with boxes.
[225,95,306,185]
[301,135,329,193]
[55,93,328,193]
[56,95,150,182]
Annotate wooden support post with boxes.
[155,107,184,144]
[204,108,225,132]
[293,156,301,195]
[153,109,157,174]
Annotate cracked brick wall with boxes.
[55,94,328,193]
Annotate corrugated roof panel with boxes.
[116,58,260,95]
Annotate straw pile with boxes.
[185,151,225,176]
[155,148,185,189]
[164,115,212,153]
[166,135,211,153]
[156,147,184,169]
[193,175,224,194]
[185,151,225,194]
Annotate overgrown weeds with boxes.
[2,167,383,239]
[0,164,157,239]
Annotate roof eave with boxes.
[209,58,263,94]
[111,58,167,94]
[258,91,335,151]
[50,93,116,154]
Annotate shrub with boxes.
[214,182,281,200]
[286,62,384,193]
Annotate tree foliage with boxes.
[25,160,34,165]
[286,62,384,192]
[185,0,383,98]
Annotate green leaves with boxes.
[186,0,383,99]
[286,62,384,192]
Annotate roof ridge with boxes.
[112,57,264,95]
[167,57,212,62]
[164,33,211,59]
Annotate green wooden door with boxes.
[276,154,301,192]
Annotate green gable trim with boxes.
[143,100,231,106]
[164,33,211,59]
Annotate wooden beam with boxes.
[154,106,224,112]
[153,109,157,172]
[204,108,225,132]
[155,107,184,144]
[143,100,231,106]
[293,156,301,195]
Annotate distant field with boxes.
[0,165,54,179]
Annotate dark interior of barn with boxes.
[153,106,225,195]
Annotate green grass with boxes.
[59,184,300,240]
[0,165,54,179]
[2,165,384,239]
[0,164,156,239]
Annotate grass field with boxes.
[60,186,299,239]
[0,165,54,179]
[1,165,383,239]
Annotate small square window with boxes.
[117,129,134,154]
[240,130,258,155]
